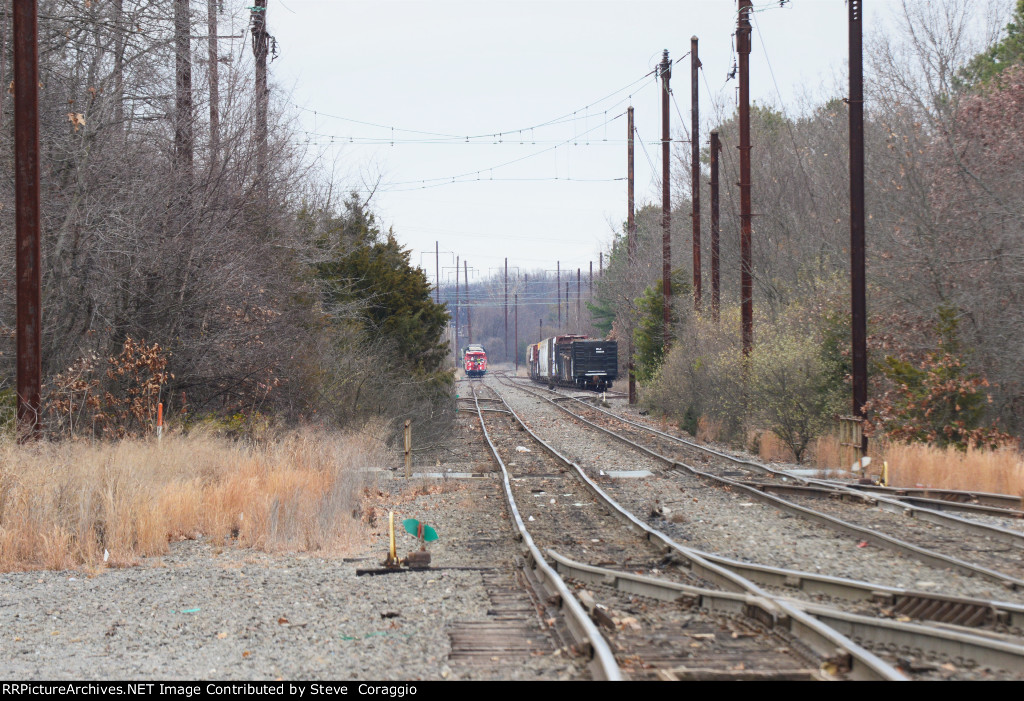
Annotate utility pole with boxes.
[436,242,440,303]
[576,268,581,334]
[465,259,472,344]
[514,293,519,374]
[565,282,569,329]
[660,49,673,347]
[738,1,754,357]
[14,0,41,440]
[251,3,269,188]
[174,0,194,172]
[207,0,220,168]
[504,257,509,362]
[599,252,603,276]
[589,261,593,300]
[557,261,561,328]
[691,36,702,312]
[710,130,721,323]
[454,255,460,365]
[628,105,637,405]
[849,0,868,455]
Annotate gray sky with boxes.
[262,0,900,288]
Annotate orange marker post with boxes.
[157,402,163,442]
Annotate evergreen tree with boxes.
[315,195,451,377]
[632,271,688,384]
[958,0,1024,88]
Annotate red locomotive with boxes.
[464,344,487,378]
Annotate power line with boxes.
[296,131,630,146]
[633,125,661,192]
[377,111,627,190]
[292,68,656,144]
[750,13,829,241]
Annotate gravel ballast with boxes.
[1,396,584,681]
[492,376,1024,604]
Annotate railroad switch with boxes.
[381,511,438,570]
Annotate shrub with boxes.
[865,307,1014,450]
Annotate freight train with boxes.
[527,335,617,391]
[464,344,487,378]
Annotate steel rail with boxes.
[547,551,1024,675]
[566,392,1024,545]
[840,484,1024,514]
[470,386,623,681]
[509,381,1024,589]
[483,381,905,681]
[493,374,1024,628]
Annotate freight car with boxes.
[527,335,617,391]
[464,344,487,378]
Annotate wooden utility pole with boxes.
[174,0,194,172]
[738,1,754,357]
[849,0,868,454]
[628,105,637,405]
[660,49,673,346]
[576,268,581,334]
[14,0,41,440]
[454,255,460,365]
[435,242,440,303]
[464,260,472,344]
[589,261,593,300]
[251,2,269,186]
[207,0,220,167]
[557,261,561,328]
[710,130,721,323]
[565,282,569,330]
[504,257,509,361]
[691,36,702,312]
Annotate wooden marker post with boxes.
[404,419,412,479]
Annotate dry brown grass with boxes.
[749,430,794,463]
[811,434,843,469]
[0,428,386,572]
[696,417,724,444]
[876,442,1024,496]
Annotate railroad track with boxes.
[487,373,1024,677]
[470,382,904,680]
[504,376,1024,591]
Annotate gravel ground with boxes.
[491,376,1024,605]
[0,397,584,681]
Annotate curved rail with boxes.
[480,381,905,681]
[502,377,1024,590]
[566,388,1024,544]
[492,374,1024,629]
[470,386,623,681]
[547,551,1024,674]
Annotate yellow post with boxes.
[404,419,412,479]
[388,511,397,565]
[881,460,889,487]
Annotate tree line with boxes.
[590,0,1024,460]
[0,1,452,441]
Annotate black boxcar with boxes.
[528,335,617,391]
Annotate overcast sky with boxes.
[255,0,904,289]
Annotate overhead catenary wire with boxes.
[750,12,829,242]
[292,68,656,144]
[374,111,628,191]
[633,125,661,192]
